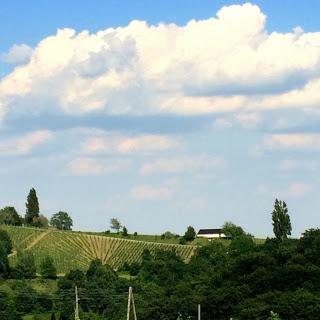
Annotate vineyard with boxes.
[0,225,196,274]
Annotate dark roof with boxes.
[197,228,222,235]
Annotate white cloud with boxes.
[235,112,261,128]
[288,182,312,197]
[82,133,178,154]
[68,157,130,176]
[262,134,320,151]
[2,44,33,64]
[213,118,232,129]
[131,184,173,200]
[140,155,223,175]
[1,4,320,119]
[0,130,53,156]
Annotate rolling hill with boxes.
[0,225,197,274]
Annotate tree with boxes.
[0,206,22,226]
[50,211,73,230]
[222,221,246,238]
[271,199,292,241]
[122,226,128,237]
[110,218,121,233]
[0,230,12,254]
[40,256,57,279]
[184,226,196,242]
[32,214,49,228]
[0,243,10,278]
[14,251,37,279]
[0,230,12,278]
[25,187,40,225]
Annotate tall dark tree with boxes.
[50,211,73,230]
[184,226,196,242]
[271,199,292,241]
[25,188,39,225]
[122,226,128,237]
[0,230,12,254]
[0,244,10,278]
[0,231,12,279]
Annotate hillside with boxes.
[0,225,196,274]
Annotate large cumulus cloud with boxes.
[1,3,320,120]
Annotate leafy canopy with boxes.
[50,211,73,230]
[110,218,121,232]
[0,207,22,226]
[271,199,292,241]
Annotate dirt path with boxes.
[26,230,51,250]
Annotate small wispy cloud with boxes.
[82,134,179,154]
[68,157,130,176]
[130,184,174,200]
[0,130,53,156]
[140,155,223,175]
[288,182,312,197]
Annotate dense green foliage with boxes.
[122,226,128,237]
[40,256,57,279]
[183,226,196,242]
[13,251,37,279]
[1,225,195,274]
[222,221,246,238]
[110,218,122,233]
[1,197,320,319]
[1,225,320,319]
[50,212,73,230]
[271,199,292,241]
[0,206,22,226]
[25,188,40,226]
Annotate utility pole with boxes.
[127,286,137,320]
[198,304,201,320]
[75,286,80,320]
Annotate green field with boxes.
[0,225,196,274]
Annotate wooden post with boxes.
[75,286,80,320]
[198,304,201,320]
[127,286,132,320]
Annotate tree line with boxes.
[0,187,73,230]
[0,198,318,319]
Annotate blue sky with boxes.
[1,1,320,237]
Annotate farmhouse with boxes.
[197,228,227,240]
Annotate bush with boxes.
[13,251,36,279]
[40,256,57,279]
[0,206,22,226]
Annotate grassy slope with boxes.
[1,225,196,274]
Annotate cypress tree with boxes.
[25,187,39,225]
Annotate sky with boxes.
[1,1,320,237]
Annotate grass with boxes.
[1,225,265,275]
[85,231,183,244]
[1,225,196,275]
